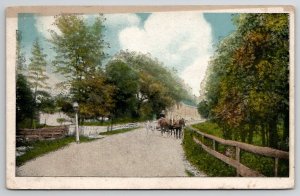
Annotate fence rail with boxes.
[188,127,289,177]
[17,126,68,141]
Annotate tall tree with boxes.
[50,14,113,119]
[16,30,26,74]
[204,14,289,149]
[105,60,139,118]
[16,74,34,129]
[27,39,49,128]
[27,39,49,94]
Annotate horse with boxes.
[173,118,185,139]
[157,117,170,136]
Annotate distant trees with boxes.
[107,51,194,119]
[202,14,289,149]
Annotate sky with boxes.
[18,12,235,97]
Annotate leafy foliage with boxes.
[203,14,289,149]
[26,39,50,128]
[50,14,114,120]
[106,51,196,119]
[27,39,49,92]
[16,74,35,129]
[197,100,210,118]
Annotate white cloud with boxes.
[180,55,211,97]
[118,11,213,96]
[105,13,141,27]
[35,15,61,39]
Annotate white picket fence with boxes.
[68,122,141,136]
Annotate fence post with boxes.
[274,158,279,177]
[213,140,216,151]
[236,146,240,177]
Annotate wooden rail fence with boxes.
[17,126,68,141]
[188,127,289,177]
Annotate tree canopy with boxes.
[49,14,114,120]
[106,51,196,119]
[202,13,289,149]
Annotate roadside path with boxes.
[17,127,205,177]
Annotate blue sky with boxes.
[18,12,235,96]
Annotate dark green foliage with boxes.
[240,151,288,177]
[203,14,289,150]
[106,51,196,119]
[16,74,35,129]
[106,60,139,118]
[197,100,210,118]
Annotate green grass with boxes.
[185,169,195,177]
[182,128,236,177]
[16,136,96,166]
[192,121,223,138]
[99,127,139,136]
[185,121,289,177]
[82,117,150,126]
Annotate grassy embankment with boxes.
[16,136,96,166]
[183,121,289,177]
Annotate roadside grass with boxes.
[16,136,96,166]
[184,121,289,177]
[185,169,195,177]
[83,118,149,126]
[192,121,223,138]
[99,127,139,136]
[182,128,236,177]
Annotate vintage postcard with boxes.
[6,5,295,189]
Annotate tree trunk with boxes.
[247,124,254,144]
[283,114,289,145]
[240,128,246,143]
[260,124,266,146]
[269,118,278,148]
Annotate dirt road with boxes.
[16,127,205,177]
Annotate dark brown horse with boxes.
[173,118,185,139]
[157,117,169,135]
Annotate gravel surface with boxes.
[16,127,206,177]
